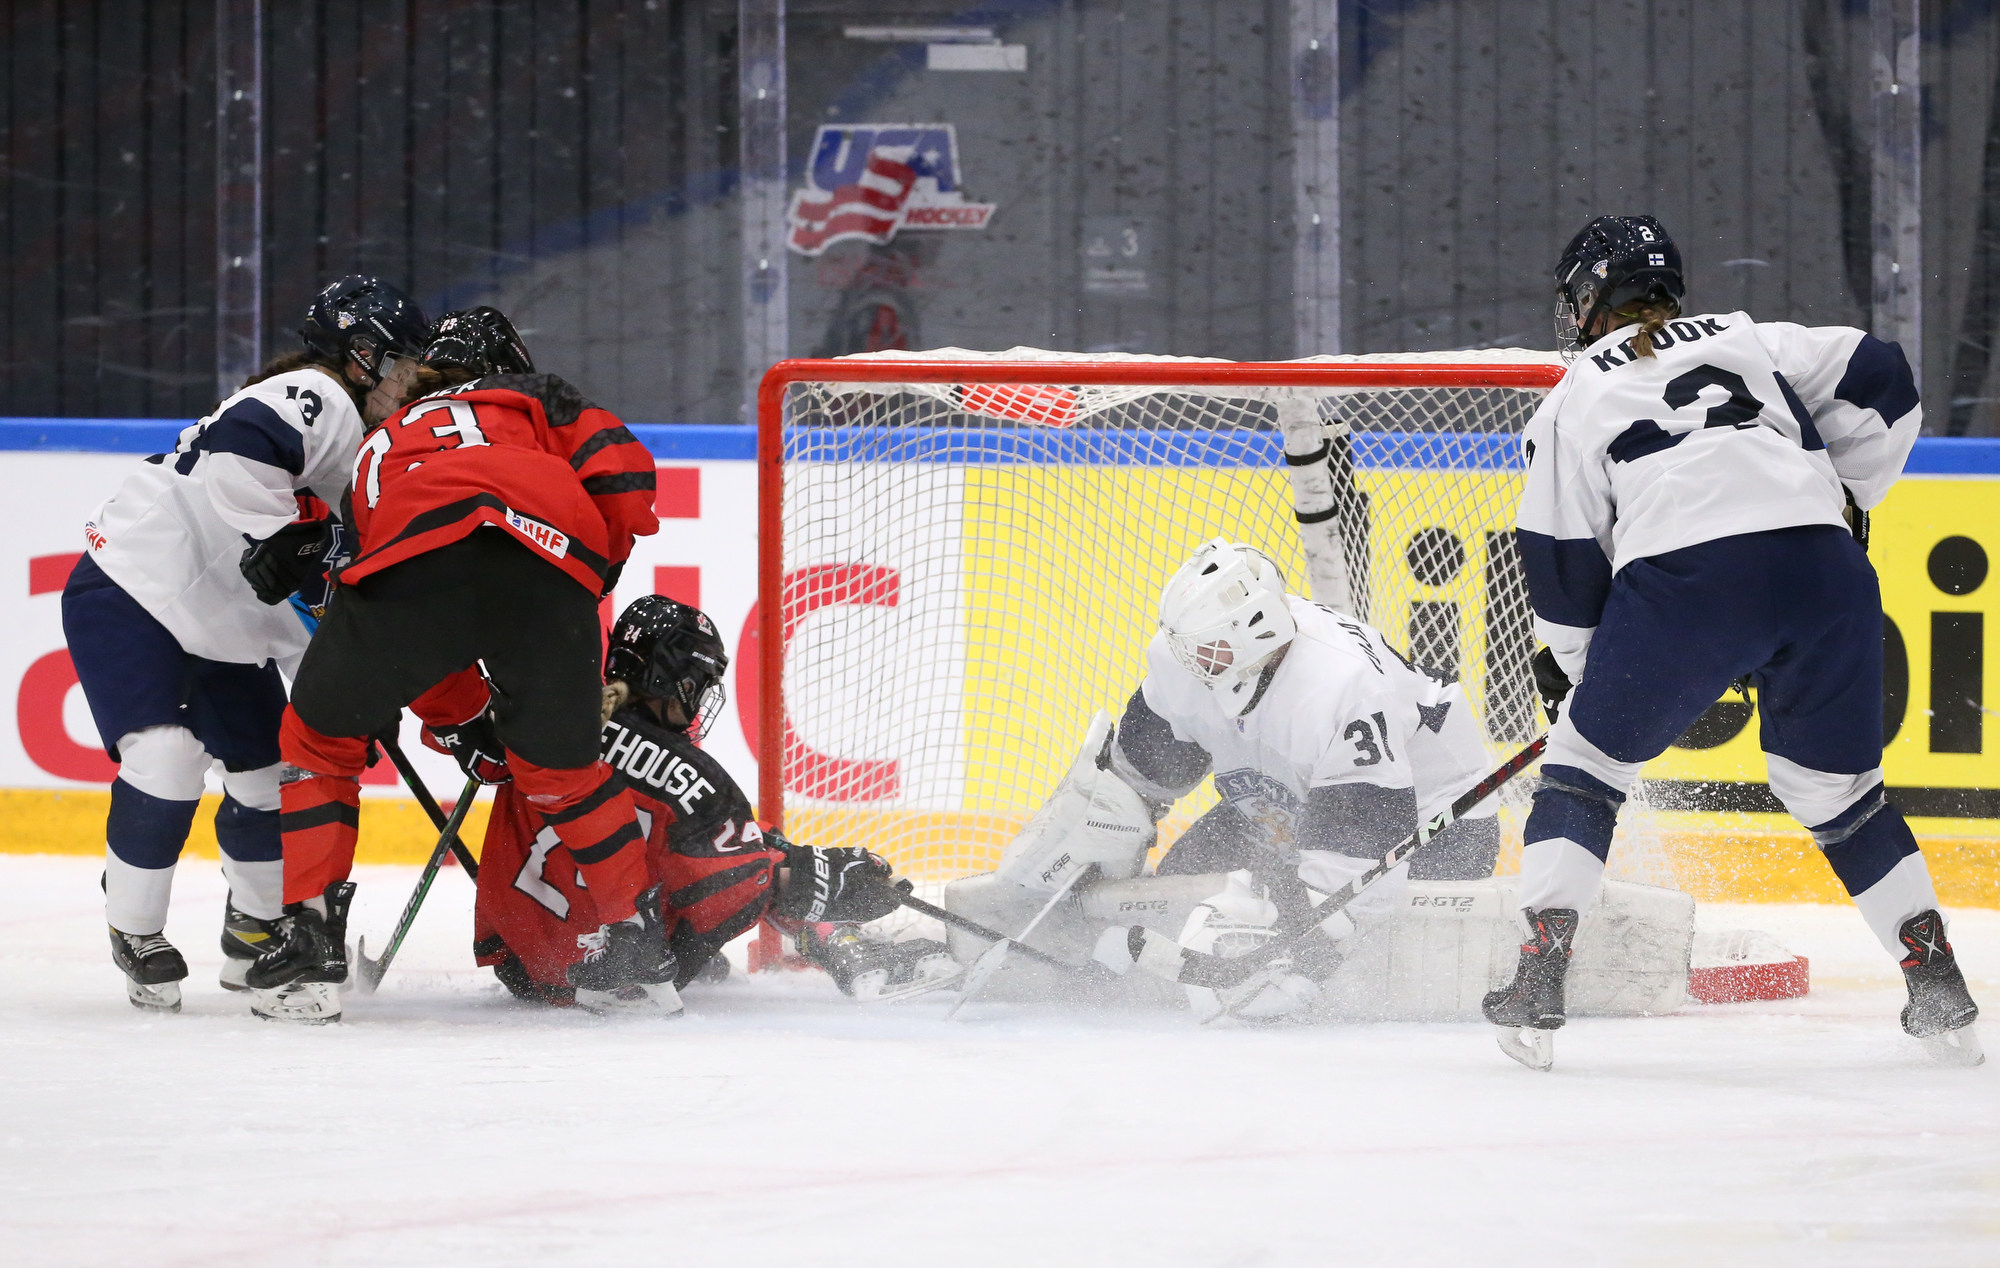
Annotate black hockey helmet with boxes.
[300,275,430,387]
[606,596,729,740]
[1553,216,1685,358]
[421,306,535,378]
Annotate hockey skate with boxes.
[801,923,962,1002]
[569,890,684,1018]
[1897,910,1984,1067]
[246,881,355,1024]
[1482,908,1578,1072]
[218,897,281,992]
[109,927,188,1013]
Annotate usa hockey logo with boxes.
[786,124,997,257]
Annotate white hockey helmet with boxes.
[1158,539,1298,715]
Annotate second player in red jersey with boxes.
[475,596,960,1006]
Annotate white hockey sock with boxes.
[1516,837,1606,914]
[218,856,285,921]
[105,850,177,936]
[1850,852,1942,957]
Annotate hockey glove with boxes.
[239,518,338,606]
[1530,647,1572,725]
[422,711,512,785]
[773,842,903,925]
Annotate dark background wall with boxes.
[6,0,2000,430]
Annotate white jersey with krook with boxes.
[85,368,363,666]
[1516,312,1919,676]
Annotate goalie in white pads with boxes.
[1000,538,1502,1020]
[1494,214,1981,1068]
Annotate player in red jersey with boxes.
[246,308,668,1022]
[474,595,959,1009]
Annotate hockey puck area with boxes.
[1687,928,1811,1003]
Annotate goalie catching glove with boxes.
[995,710,1159,892]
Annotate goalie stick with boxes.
[1112,735,1549,992]
[947,864,1097,1019]
[354,773,482,993]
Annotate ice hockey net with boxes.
[755,348,1679,907]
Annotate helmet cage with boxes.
[1158,540,1297,716]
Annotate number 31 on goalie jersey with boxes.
[354,400,491,508]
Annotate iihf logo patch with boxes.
[786,124,997,257]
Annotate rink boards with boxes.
[0,420,1992,906]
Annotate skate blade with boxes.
[1920,1024,1986,1067]
[575,983,685,1018]
[858,959,967,1004]
[251,982,341,1024]
[1495,1025,1555,1072]
[126,979,182,1013]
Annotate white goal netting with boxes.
[766,348,1678,892]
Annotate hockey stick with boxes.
[375,731,480,879]
[891,890,1095,976]
[947,864,1096,1019]
[354,773,482,993]
[1115,735,1549,992]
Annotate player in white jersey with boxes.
[1487,215,1981,1067]
[60,276,428,1012]
[1006,539,1500,1019]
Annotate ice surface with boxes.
[2,853,1996,1266]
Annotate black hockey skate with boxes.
[568,886,684,1018]
[109,927,188,1013]
[800,923,962,1002]
[246,881,355,1024]
[1482,908,1578,1072]
[1897,910,1984,1067]
[218,896,281,992]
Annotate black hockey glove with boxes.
[600,559,624,599]
[422,711,512,785]
[1531,646,1573,725]
[239,518,337,606]
[774,842,903,925]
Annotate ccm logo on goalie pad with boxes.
[504,508,570,560]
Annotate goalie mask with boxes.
[606,596,729,741]
[1553,215,1684,361]
[1158,539,1297,716]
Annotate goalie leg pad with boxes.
[996,711,1156,891]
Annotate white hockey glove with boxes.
[994,710,1157,892]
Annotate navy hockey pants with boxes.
[1520,525,1929,946]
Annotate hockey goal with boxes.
[750,347,1642,893]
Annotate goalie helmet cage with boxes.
[755,348,1609,964]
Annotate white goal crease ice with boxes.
[762,347,1706,995]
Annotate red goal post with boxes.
[755,349,1566,889]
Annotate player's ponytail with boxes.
[397,364,480,408]
[1616,298,1681,358]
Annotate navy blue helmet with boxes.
[1553,216,1685,358]
[300,275,430,386]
